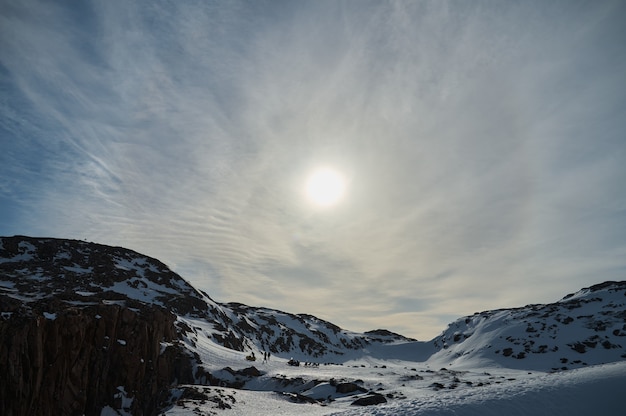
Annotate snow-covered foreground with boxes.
[163,359,626,415]
[163,316,626,416]
[3,238,624,415]
[334,361,626,415]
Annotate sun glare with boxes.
[305,167,346,207]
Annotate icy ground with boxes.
[163,353,625,415]
[162,316,626,415]
[2,238,623,415]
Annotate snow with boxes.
[53,251,71,260]
[113,256,163,278]
[0,251,33,264]
[76,291,96,296]
[108,276,182,305]
[162,358,626,415]
[160,341,174,355]
[3,238,624,415]
[166,316,626,415]
[62,265,93,274]
[100,406,120,416]
[426,284,626,371]
[164,388,332,416]
[163,288,626,416]
[102,299,126,306]
[331,362,626,415]
[100,386,134,416]
[0,241,37,264]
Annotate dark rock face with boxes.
[351,393,387,406]
[336,382,361,394]
[364,329,416,342]
[2,236,415,414]
[0,236,209,415]
[0,236,407,364]
[0,302,195,416]
[0,236,212,317]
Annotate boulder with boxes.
[351,393,387,406]
[239,366,262,377]
[336,382,359,394]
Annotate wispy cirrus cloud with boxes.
[1,0,625,339]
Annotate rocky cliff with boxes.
[0,237,203,415]
[0,236,408,415]
[0,301,194,415]
[3,236,624,415]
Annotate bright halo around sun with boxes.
[305,167,347,207]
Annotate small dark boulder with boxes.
[336,382,359,394]
[282,392,318,404]
[502,348,514,357]
[351,393,387,406]
[239,366,261,377]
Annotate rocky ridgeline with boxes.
[0,237,207,415]
[211,303,414,359]
[0,236,211,315]
[431,281,626,370]
[0,236,411,415]
[2,236,625,414]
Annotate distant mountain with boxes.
[1,236,624,415]
[430,281,626,371]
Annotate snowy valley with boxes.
[1,236,625,415]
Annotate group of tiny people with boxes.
[247,351,321,366]
[245,351,271,362]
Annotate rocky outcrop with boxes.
[217,303,416,360]
[0,301,196,416]
[430,281,626,370]
[351,393,387,406]
[2,235,625,413]
[2,235,416,415]
[0,236,412,368]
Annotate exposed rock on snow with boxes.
[430,281,626,370]
[0,236,414,414]
[350,393,387,406]
[1,236,625,415]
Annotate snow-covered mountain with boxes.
[430,280,626,371]
[0,236,412,358]
[1,236,625,415]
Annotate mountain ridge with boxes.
[2,236,625,415]
[0,236,415,354]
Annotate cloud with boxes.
[1,0,626,340]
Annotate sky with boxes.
[1,0,625,340]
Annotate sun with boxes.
[305,167,346,207]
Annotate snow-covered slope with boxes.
[0,235,215,314]
[429,281,626,371]
[331,361,626,416]
[2,236,625,415]
[0,236,415,363]
[162,361,626,416]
